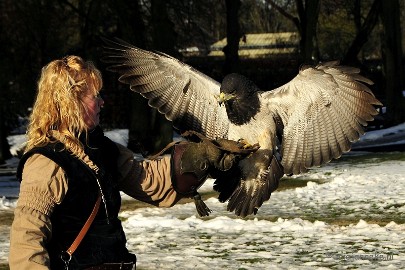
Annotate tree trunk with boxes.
[380,0,405,125]
[223,0,241,75]
[266,0,320,64]
[343,0,381,65]
[0,109,12,164]
[147,0,175,153]
[112,0,173,154]
[113,0,152,154]
[296,0,320,64]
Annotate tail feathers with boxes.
[227,154,284,217]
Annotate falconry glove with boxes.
[171,131,259,216]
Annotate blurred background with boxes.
[0,0,404,163]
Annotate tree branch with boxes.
[343,0,382,64]
[266,0,301,33]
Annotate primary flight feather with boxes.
[102,38,382,217]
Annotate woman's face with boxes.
[82,87,104,130]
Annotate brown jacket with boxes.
[9,142,181,269]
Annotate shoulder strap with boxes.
[61,193,101,265]
[66,193,101,256]
[20,144,103,262]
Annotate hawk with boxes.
[102,38,382,217]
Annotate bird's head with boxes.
[218,73,261,126]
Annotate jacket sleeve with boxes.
[9,154,68,270]
[115,143,183,207]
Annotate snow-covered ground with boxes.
[0,125,404,269]
[118,155,405,270]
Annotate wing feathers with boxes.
[121,72,165,86]
[103,39,382,218]
[266,62,381,175]
[224,61,380,216]
[102,38,229,139]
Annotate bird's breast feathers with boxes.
[228,109,276,149]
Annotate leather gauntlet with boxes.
[171,142,207,195]
[170,131,259,216]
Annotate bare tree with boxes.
[148,0,175,152]
[266,0,320,63]
[223,0,241,75]
[343,0,381,65]
[0,110,11,164]
[380,0,405,125]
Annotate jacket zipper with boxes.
[79,159,111,224]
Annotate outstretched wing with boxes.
[102,38,229,139]
[263,61,382,175]
[222,62,381,217]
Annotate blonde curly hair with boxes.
[25,55,103,157]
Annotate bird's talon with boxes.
[237,139,253,149]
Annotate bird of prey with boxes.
[102,38,382,217]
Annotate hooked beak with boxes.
[217,92,235,105]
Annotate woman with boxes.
[9,56,244,269]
